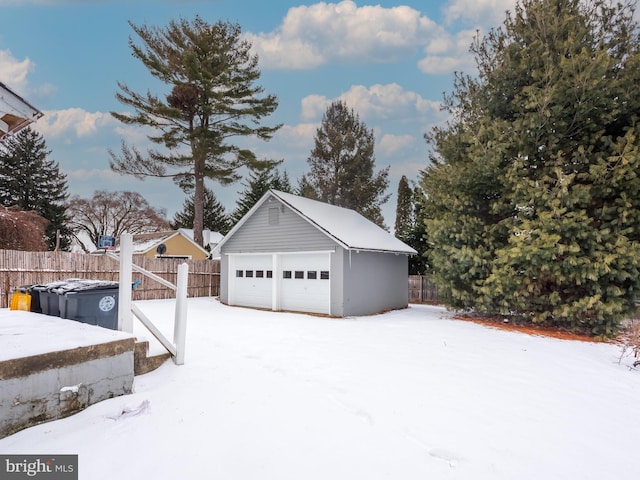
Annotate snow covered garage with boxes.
[217,190,416,317]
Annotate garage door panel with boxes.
[229,252,331,315]
[280,254,330,314]
[230,255,273,309]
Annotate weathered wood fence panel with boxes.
[408,275,440,304]
[0,249,220,309]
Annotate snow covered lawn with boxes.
[1,298,639,479]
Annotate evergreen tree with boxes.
[231,164,292,225]
[304,100,390,228]
[395,175,421,274]
[295,174,316,199]
[422,0,640,336]
[408,185,431,275]
[0,127,71,250]
[394,180,430,275]
[394,175,413,238]
[109,16,281,246]
[171,187,231,235]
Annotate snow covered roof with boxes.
[94,230,209,256]
[178,228,224,247]
[0,81,43,141]
[123,231,178,255]
[217,190,416,255]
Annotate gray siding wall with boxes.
[341,250,409,316]
[329,247,345,316]
[222,195,338,253]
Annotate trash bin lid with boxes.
[55,279,119,293]
[47,279,119,294]
[42,279,82,293]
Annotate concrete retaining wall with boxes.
[0,337,135,439]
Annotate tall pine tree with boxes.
[304,100,389,228]
[0,127,71,250]
[110,17,281,246]
[422,0,640,336]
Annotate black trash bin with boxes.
[36,280,81,316]
[57,280,120,330]
[26,284,47,314]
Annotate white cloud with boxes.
[378,134,415,156]
[0,49,35,94]
[300,94,332,121]
[246,0,440,69]
[343,84,442,121]
[443,0,516,27]
[273,123,318,149]
[419,28,479,74]
[33,108,116,139]
[301,83,442,125]
[0,48,56,105]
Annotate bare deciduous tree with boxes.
[67,190,170,252]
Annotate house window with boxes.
[256,270,264,278]
[283,271,292,279]
[266,270,273,278]
[294,271,304,279]
[246,270,254,278]
[268,207,279,225]
[320,271,330,280]
[236,270,244,278]
[307,271,317,280]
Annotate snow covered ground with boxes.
[1,297,639,480]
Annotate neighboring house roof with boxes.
[178,228,224,249]
[127,231,180,255]
[0,81,44,141]
[216,189,417,255]
[101,230,209,257]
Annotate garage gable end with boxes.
[222,195,339,253]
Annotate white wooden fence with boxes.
[107,233,188,365]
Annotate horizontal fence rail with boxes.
[408,275,440,304]
[0,249,220,309]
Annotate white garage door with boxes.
[229,255,273,309]
[280,253,331,315]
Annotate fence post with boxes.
[173,262,189,365]
[118,233,133,333]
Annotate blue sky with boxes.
[0,0,519,228]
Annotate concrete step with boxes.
[134,340,171,376]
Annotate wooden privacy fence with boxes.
[0,249,220,309]
[408,275,440,304]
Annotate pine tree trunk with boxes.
[193,158,205,247]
